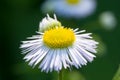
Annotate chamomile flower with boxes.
[99,11,117,30]
[42,0,96,18]
[39,14,61,32]
[20,14,98,73]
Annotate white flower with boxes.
[39,14,61,32]
[99,11,117,30]
[20,14,98,73]
[42,0,96,18]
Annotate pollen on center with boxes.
[66,0,80,5]
[43,27,76,48]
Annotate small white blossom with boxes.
[42,0,96,18]
[39,14,61,32]
[99,11,117,30]
[20,14,98,73]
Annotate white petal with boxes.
[72,46,87,65]
[76,38,98,48]
[68,47,80,68]
[40,50,53,72]
[63,48,73,65]
[32,46,49,67]
[54,49,62,71]
[76,33,92,38]
[23,45,41,60]
[21,39,41,44]
[28,46,49,66]
[61,49,69,69]
[74,30,86,34]
[75,40,97,53]
[27,35,42,39]
[76,44,96,62]
[50,50,57,72]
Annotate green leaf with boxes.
[112,65,120,80]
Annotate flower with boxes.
[99,11,117,30]
[20,14,98,73]
[42,0,96,18]
[39,14,61,32]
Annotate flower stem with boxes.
[58,69,63,80]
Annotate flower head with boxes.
[20,14,98,73]
[39,14,61,32]
[42,0,96,18]
[99,11,117,30]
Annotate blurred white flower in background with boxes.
[42,0,97,19]
[99,11,117,30]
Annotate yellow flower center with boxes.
[43,27,76,48]
[66,0,80,5]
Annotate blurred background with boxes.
[0,0,120,80]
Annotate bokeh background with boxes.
[0,0,120,80]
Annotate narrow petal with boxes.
[28,46,49,66]
[76,44,96,62]
[68,47,80,68]
[54,49,62,71]
[50,50,57,72]
[61,49,70,69]
[76,33,92,38]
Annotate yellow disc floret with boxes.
[43,27,76,48]
[66,0,80,5]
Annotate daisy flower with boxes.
[20,14,98,73]
[42,0,96,18]
[99,11,117,30]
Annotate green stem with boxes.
[58,69,63,80]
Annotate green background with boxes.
[0,0,120,80]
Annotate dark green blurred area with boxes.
[0,0,120,80]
